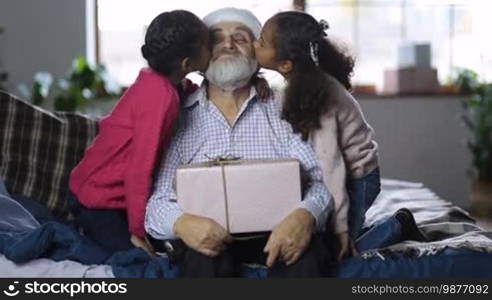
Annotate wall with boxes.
[0,0,87,109]
[358,95,471,208]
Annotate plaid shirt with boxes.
[145,85,332,240]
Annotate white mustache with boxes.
[214,51,242,60]
[205,54,258,91]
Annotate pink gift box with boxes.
[176,159,302,233]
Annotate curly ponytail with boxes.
[271,11,355,140]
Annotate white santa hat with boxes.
[203,7,262,39]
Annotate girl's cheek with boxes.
[253,47,260,58]
[256,53,267,66]
[255,51,265,64]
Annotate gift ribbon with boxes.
[204,155,270,240]
[204,155,241,233]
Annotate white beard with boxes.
[205,54,258,91]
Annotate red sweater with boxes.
[69,68,180,237]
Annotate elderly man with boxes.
[145,7,332,277]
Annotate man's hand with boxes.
[264,208,315,267]
[336,232,358,261]
[173,213,232,257]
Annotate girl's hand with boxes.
[336,232,358,261]
[130,234,155,256]
[254,76,273,101]
[178,78,198,98]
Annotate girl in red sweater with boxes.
[69,10,211,253]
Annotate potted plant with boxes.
[24,56,121,112]
[455,69,492,217]
[53,56,121,112]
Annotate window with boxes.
[97,0,492,91]
[306,0,492,91]
[97,0,293,86]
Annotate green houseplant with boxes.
[26,56,121,112]
[53,56,121,111]
[454,69,492,216]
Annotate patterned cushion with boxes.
[0,91,99,219]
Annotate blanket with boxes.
[361,179,492,258]
[1,178,491,278]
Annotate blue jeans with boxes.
[347,168,381,240]
[346,168,408,252]
[355,214,402,252]
[67,191,134,254]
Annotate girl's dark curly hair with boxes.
[141,10,207,76]
[270,11,355,140]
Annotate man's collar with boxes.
[183,82,257,109]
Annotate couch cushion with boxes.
[0,91,98,219]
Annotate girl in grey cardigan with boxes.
[254,11,380,260]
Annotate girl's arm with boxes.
[312,116,350,235]
[318,132,355,260]
[177,78,199,99]
[124,78,180,238]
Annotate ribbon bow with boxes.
[204,154,241,167]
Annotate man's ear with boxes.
[277,59,293,74]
